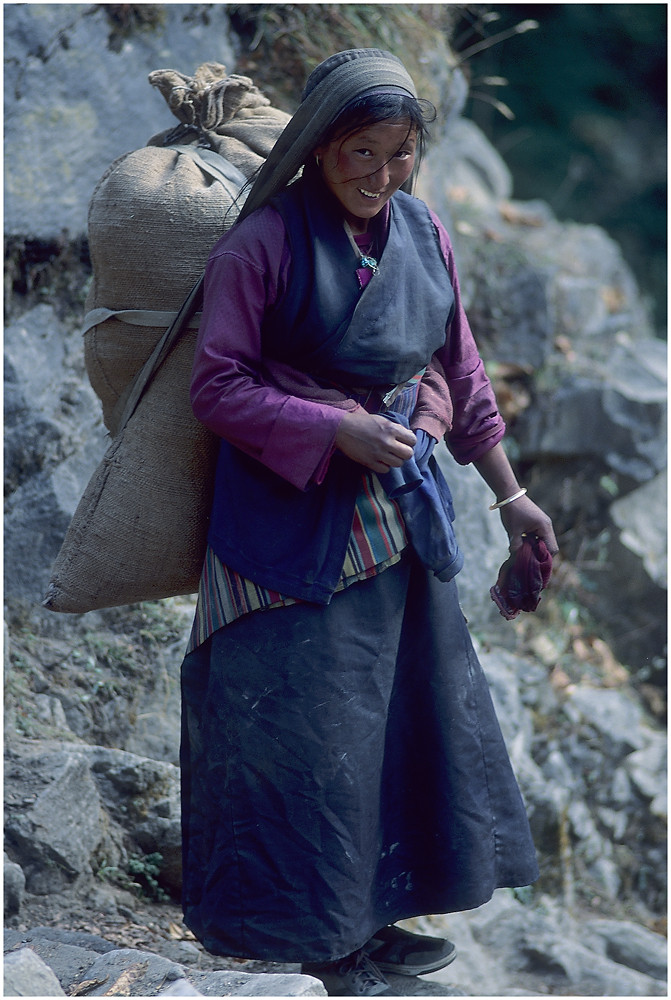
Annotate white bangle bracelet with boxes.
[489,487,528,511]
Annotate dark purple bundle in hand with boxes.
[490,534,553,620]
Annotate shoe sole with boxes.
[373,947,457,977]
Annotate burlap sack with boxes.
[44,65,290,613]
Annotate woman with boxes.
[181,48,558,997]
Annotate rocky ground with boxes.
[4,594,667,997]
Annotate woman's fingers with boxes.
[335,409,416,470]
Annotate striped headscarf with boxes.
[237,48,417,223]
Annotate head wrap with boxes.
[237,48,417,222]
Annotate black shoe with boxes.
[363,924,457,976]
[303,948,395,996]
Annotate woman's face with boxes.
[314,119,417,234]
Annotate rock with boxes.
[33,694,72,733]
[4,750,106,893]
[4,853,26,917]
[4,304,106,604]
[5,926,118,955]
[4,933,101,992]
[80,744,182,893]
[158,980,205,996]
[4,935,328,998]
[3,946,67,996]
[518,339,666,483]
[624,734,667,817]
[519,932,666,995]
[4,4,237,239]
[610,469,667,589]
[418,116,513,209]
[465,893,667,996]
[188,969,327,996]
[4,741,182,899]
[583,918,667,981]
[562,686,646,752]
[65,946,191,996]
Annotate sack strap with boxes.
[170,144,248,196]
[107,275,205,438]
[82,307,202,335]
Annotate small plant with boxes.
[97,852,169,902]
[127,852,169,902]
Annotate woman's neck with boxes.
[344,213,369,236]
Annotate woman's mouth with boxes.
[358,188,382,200]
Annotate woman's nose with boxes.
[369,161,390,187]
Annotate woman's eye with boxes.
[354,148,373,157]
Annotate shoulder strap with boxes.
[107,275,204,438]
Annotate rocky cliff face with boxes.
[4,5,666,998]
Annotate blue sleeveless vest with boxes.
[262,174,454,384]
[207,182,456,602]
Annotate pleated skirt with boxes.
[180,548,538,963]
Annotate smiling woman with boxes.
[180,47,557,998]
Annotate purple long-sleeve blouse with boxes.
[190,201,504,490]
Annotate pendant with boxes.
[359,255,379,274]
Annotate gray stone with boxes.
[562,687,646,752]
[588,856,622,900]
[9,926,117,955]
[467,897,666,996]
[624,735,667,817]
[521,221,652,341]
[519,365,666,482]
[4,936,99,993]
[610,470,667,589]
[65,947,188,996]
[4,305,106,603]
[520,933,666,995]
[33,694,71,732]
[418,116,513,210]
[4,853,26,917]
[64,743,182,892]
[3,946,67,996]
[4,4,237,238]
[584,918,667,981]
[189,969,327,996]
[158,980,205,996]
[5,751,105,892]
[455,239,555,369]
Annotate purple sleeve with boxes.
[190,207,347,491]
[429,209,506,465]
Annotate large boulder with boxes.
[4,304,106,606]
[4,4,237,239]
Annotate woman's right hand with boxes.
[335,407,416,473]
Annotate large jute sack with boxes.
[43,64,290,613]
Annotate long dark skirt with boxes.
[180,549,538,963]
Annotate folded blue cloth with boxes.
[378,413,464,583]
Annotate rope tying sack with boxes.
[147,62,290,177]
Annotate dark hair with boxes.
[320,91,436,171]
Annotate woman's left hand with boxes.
[499,494,559,555]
